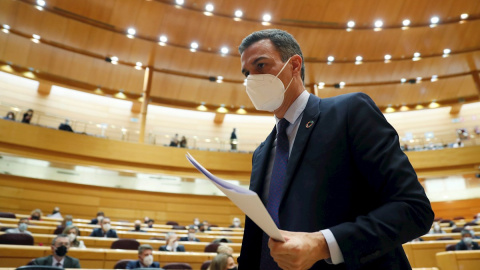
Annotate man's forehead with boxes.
[241,39,278,64]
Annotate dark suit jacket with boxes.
[179,237,200,242]
[238,93,434,270]
[126,260,161,269]
[89,228,118,238]
[33,255,81,268]
[159,244,185,252]
[456,241,480,250]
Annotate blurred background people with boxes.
[159,232,185,252]
[3,111,15,121]
[30,209,42,221]
[130,220,146,232]
[456,230,480,250]
[21,109,34,124]
[33,234,81,268]
[208,253,236,270]
[180,225,200,242]
[90,217,117,238]
[63,225,86,248]
[126,244,161,269]
[6,218,31,234]
[90,211,104,225]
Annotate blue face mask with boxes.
[66,221,73,226]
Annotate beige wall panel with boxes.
[107,0,142,30]
[27,42,55,72]
[127,38,152,65]
[65,53,95,82]
[0,0,18,25]
[61,19,92,50]
[46,48,75,77]
[84,27,115,55]
[107,33,134,64]
[2,34,32,67]
[39,12,68,43]
[132,1,167,37]
[88,59,115,87]
[12,3,43,35]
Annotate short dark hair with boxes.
[238,29,305,83]
[138,244,153,254]
[461,229,472,237]
[52,234,68,246]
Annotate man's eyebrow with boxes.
[241,56,267,75]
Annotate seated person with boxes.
[180,225,200,242]
[47,206,62,218]
[59,119,74,132]
[130,220,146,232]
[217,244,233,255]
[456,230,480,250]
[6,218,31,234]
[208,253,236,270]
[428,222,446,234]
[147,219,155,228]
[144,216,150,224]
[474,213,480,223]
[63,225,86,248]
[30,208,42,221]
[193,217,201,227]
[90,217,118,238]
[126,244,161,269]
[229,217,242,228]
[90,211,104,224]
[464,225,480,239]
[199,220,211,232]
[33,234,81,268]
[3,111,15,121]
[21,109,34,124]
[58,215,73,229]
[159,232,185,252]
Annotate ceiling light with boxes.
[110,56,118,62]
[460,13,469,20]
[430,16,440,24]
[415,104,424,110]
[327,56,334,62]
[243,78,247,86]
[400,78,407,83]
[374,20,383,29]
[216,76,223,83]
[355,56,362,61]
[127,28,136,35]
[385,106,395,113]
[431,75,438,82]
[235,10,243,18]
[413,52,421,61]
[190,42,198,51]
[197,103,207,111]
[32,34,40,40]
[217,105,228,113]
[384,54,392,62]
[402,19,411,26]
[236,106,247,114]
[135,62,142,70]
[428,101,440,109]
[114,91,126,99]
[220,47,229,54]
[175,0,184,5]
[347,21,355,28]
[159,35,168,43]
[263,14,272,22]
[36,0,45,7]
[443,48,451,54]
[339,82,345,88]
[205,3,214,12]
[400,105,409,112]
[318,82,325,89]
[2,24,10,30]
[416,77,422,82]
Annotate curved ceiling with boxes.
[0,0,479,114]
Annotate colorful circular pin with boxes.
[306,120,314,128]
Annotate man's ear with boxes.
[290,55,302,77]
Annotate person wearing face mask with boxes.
[6,218,32,234]
[89,217,118,238]
[229,217,242,228]
[33,234,81,268]
[464,225,480,239]
[456,230,480,250]
[180,226,200,242]
[48,206,62,218]
[130,220,147,232]
[62,225,86,248]
[159,232,185,252]
[30,208,42,221]
[208,253,237,270]
[90,211,105,225]
[237,29,434,270]
[126,244,161,269]
[428,222,446,234]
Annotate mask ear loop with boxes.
[275,57,292,79]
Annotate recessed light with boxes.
[443,48,451,54]
[159,35,167,43]
[175,0,184,5]
[127,28,136,35]
[347,21,355,28]
[374,20,383,28]
[402,19,410,26]
[460,13,469,20]
[430,16,440,24]
[191,42,199,49]
[220,47,229,54]
[384,54,392,60]
[235,10,243,18]
[327,56,334,62]
[263,14,272,22]
[37,0,46,7]
[205,3,214,12]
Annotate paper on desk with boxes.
[186,152,285,242]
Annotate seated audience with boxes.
[3,111,15,121]
[47,206,62,218]
[126,244,161,269]
[179,136,187,148]
[90,211,104,225]
[143,216,150,224]
[33,234,81,268]
[63,225,86,249]
[474,213,480,223]
[6,218,31,234]
[130,220,146,232]
[59,119,74,132]
[58,215,73,229]
[428,222,446,234]
[180,225,200,242]
[456,230,480,250]
[30,209,43,220]
[229,217,242,228]
[159,232,185,252]
[193,218,201,227]
[21,109,34,124]
[90,217,118,238]
[169,134,179,147]
[199,220,211,232]
[464,225,480,239]
[208,253,236,270]
[217,244,233,255]
[147,219,155,228]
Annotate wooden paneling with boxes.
[430,198,480,220]
[403,240,459,268]
[436,251,480,270]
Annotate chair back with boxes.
[446,244,457,251]
[436,237,454,240]
[17,266,63,270]
[166,221,179,226]
[53,226,64,235]
[111,239,140,250]
[163,263,192,270]
[113,259,132,269]
[204,243,220,253]
[200,260,211,270]
[452,227,463,233]
[0,233,34,245]
[0,212,16,218]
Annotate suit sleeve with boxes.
[329,93,434,267]
[72,258,81,268]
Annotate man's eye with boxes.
[244,72,249,77]
[257,63,264,69]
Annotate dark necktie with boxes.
[260,118,290,269]
[56,262,62,267]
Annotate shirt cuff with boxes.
[320,229,345,264]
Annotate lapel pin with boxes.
[306,120,314,128]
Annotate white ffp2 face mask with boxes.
[245,58,293,112]
[143,254,153,266]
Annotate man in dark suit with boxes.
[179,226,201,242]
[90,217,118,238]
[89,211,104,225]
[455,230,480,250]
[126,244,161,269]
[33,234,81,268]
[237,29,434,269]
[159,232,185,252]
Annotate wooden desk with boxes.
[436,251,480,270]
[403,240,459,268]
[420,233,462,241]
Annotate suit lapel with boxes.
[280,94,322,206]
[46,256,53,266]
[249,127,276,194]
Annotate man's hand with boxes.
[268,230,330,270]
